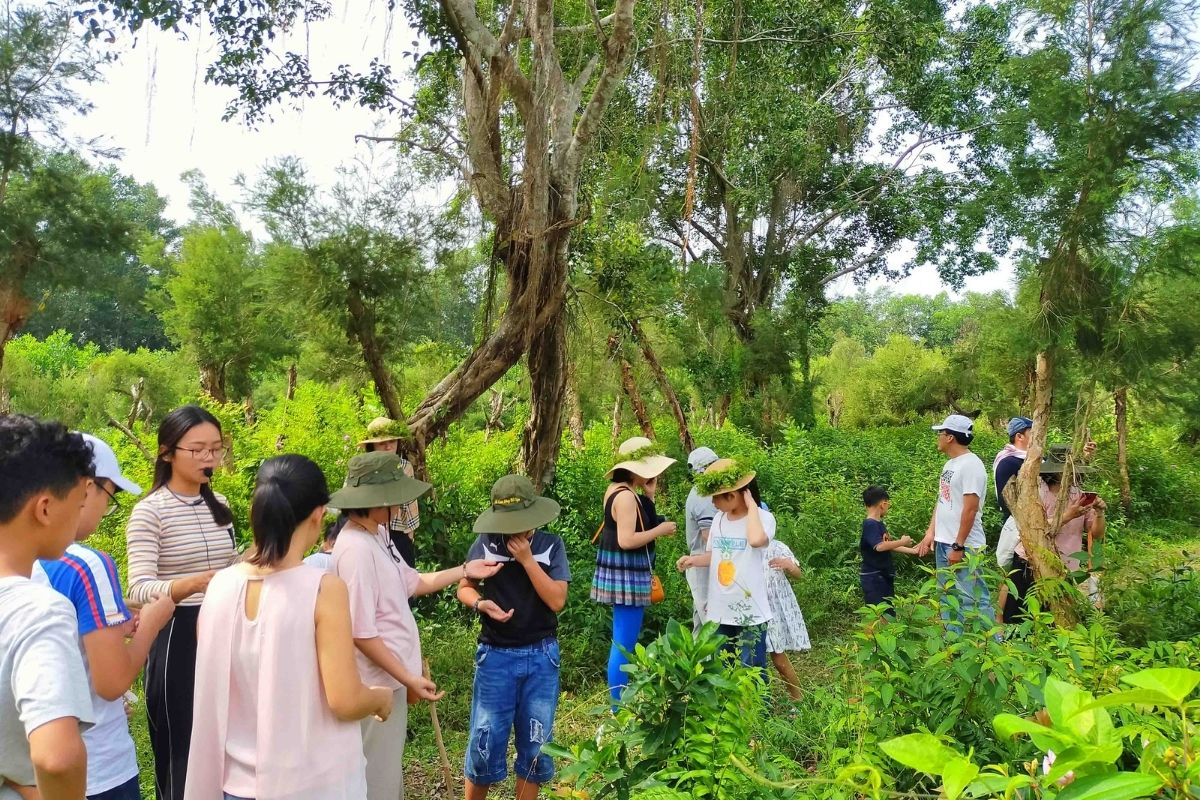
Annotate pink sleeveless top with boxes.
[185,564,368,800]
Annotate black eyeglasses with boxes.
[174,446,227,460]
[95,482,120,517]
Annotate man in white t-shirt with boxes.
[916,414,995,632]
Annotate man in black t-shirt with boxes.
[457,475,570,800]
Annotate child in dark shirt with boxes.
[859,486,919,610]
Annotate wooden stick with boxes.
[423,659,454,794]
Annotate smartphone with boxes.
[1079,492,1098,507]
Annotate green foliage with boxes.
[1107,560,1200,646]
[548,621,789,800]
[692,460,753,497]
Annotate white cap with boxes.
[931,414,974,436]
[687,446,719,474]
[79,433,143,496]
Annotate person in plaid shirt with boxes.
[359,417,421,566]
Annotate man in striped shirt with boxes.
[34,434,176,800]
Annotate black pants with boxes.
[860,571,896,612]
[1003,554,1035,624]
[145,605,199,800]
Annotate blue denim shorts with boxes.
[465,637,561,785]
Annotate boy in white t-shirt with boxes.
[0,415,96,800]
[916,414,996,632]
[33,434,176,800]
[676,459,775,675]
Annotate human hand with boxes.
[1092,497,1107,513]
[404,675,445,703]
[465,558,504,581]
[916,535,933,557]
[656,520,678,538]
[643,476,658,500]
[897,535,914,547]
[476,599,514,623]
[183,570,217,597]
[504,535,534,566]
[370,686,394,721]
[742,489,759,513]
[1083,440,1097,459]
[768,557,792,571]
[139,594,177,636]
[947,547,965,565]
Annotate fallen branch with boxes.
[105,415,154,461]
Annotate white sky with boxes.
[64,6,1015,300]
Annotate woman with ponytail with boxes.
[185,455,393,800]
[126,405,238,800]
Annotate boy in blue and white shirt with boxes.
[34,434,176,800]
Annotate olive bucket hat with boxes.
[329,451,432,510]
[358,416,411,448]
[1038,443,1097,476]
[472,474,561,535]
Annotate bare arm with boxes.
[28,717,86,800]
[677,551,714,571]
[82,595,175,701]
[956,494,980,545]
[614,492,674,549]
[413,560,502,597]
[743,491,768,548]
[314,576,391,721]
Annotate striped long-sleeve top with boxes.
[125,487,237,606]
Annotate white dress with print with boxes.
[762,540,811,653]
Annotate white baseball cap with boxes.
[687,446,719,474]
[80,433,143,495]
[931,414,974,436]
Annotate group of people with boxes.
[0,408,569,800]
[0,406,1104,800]
[855,414,1107,628]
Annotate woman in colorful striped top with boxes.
[125,405,237,800]
[591,437,677,704]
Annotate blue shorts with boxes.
[465,638,561,785]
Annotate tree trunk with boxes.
[794,320,817,428]
[199,363,228,404]
[521,308,568,489]
[611,394,623,444]
[566,366,585,449]
[285,363,298,401]
[1115,386,1132,514]
[1006,349,1080,627]
[0,281,30,378]
[484,389,504,441]
[619,358,654,439]
[346,284,404,421]
[716,393,731,428]
[630,319,693,452]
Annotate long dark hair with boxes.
[249,455,330,566]
[153,405,234,527]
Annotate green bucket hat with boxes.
[472,474,561,535]
[329,451,432,510]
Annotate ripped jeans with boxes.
[464,638,561,785]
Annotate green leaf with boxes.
[880,733,961,775]
[1120,668,1200,706]
[1054,772,1163,800]
[993,713,1070,750]
[941,757,980,800]
[1077,688,1180,711]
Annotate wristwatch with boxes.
[472,597,482,613]
[950,542,966,552]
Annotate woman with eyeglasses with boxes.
[330,451,502,800]
[126,405,238,800]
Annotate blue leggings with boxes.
[607,604,645,704]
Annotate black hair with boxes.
[325,514,348,543]
[949,430,974,447]
[745,477,764,508]
[249,455,331,566]
[610,468,636,484]
[152,405,234,527]
[0,415,96,524]
[863,485,890,507]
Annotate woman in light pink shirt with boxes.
[330,451,501,800]
[185,455,393,800]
